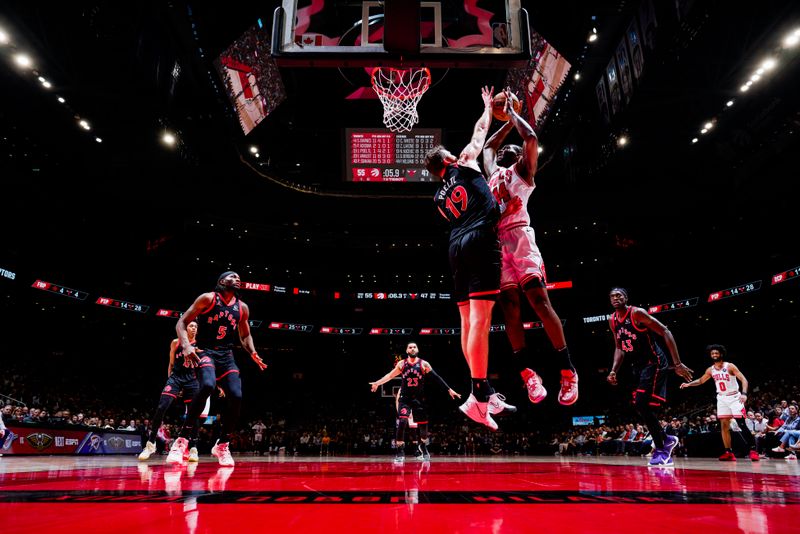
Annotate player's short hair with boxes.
[609,287,629,298]
[424,145,448,176]
[406,340,417,348]
[706,344,727,358]
[497,144,522,167]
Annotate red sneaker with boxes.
[520,368,547,404]
[718,451,737,461]
[748,450,760,462]
[558,369,579,406]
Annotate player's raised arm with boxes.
[458,86,494,168]
[506,89,538,182]
[369,362,403,392]
[483,121,514,176]
[680,367,713,389]
[632,308,693,381]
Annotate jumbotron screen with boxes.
[345,128,441,182]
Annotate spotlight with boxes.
[537,145,543,154]
[249,145,258,154]
[78,120,90,130]
[617,136,628,146]
[750,74,761,82]
[95,137,103,143]
[740,84,749,92]
[574,72,581,80]
[13,54,32,68]
[760,58,777,70]
[691,138,698,144]
[588,34,598,42]
[785,30,799,47]
[726,100,734,107]
[704,122,714,130]
[57,97,65,103]
[700,128,708,134]
[42,81,52,89]
[0,29,9,45]
[162,132,176,146]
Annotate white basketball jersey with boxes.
[489,163,534,231]
[711,364,740,395]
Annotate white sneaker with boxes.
[211,440,235,467]
[521,369,547,403]
[488,392,517,416]
[558,369,579,406]
[138,440,157,461]
[166,437,188,465]
[187,447,199,463]
[459,394,499,431]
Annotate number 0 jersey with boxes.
[611,307,668,367]
[196,293,242,350]
[711,364,740,396]
[434,164,499,241]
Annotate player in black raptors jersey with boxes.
[370,342,461,463]
[139,321,202,461]
[167,271,266,467]
[607,288,693,466]
[425,86,516,432]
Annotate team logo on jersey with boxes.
[164,385,172,392]
[26,432,54,451]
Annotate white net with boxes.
[371,67,432,133]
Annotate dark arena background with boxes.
[1,1,800,533]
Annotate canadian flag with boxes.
[297,34,323,46]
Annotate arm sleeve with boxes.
[0,412,6,430]
[426,369,452,392]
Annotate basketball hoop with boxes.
[371,67,431,133]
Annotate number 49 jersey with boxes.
[196,293,242,350]
[435,164,499,241]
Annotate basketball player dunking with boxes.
[370,342,461,463]
[425,86,516,431]
[483,88,578,408]
[680,344,759,461]
[167,271,266,467]
[607,287,693,466]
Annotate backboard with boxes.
[271,0,531,68]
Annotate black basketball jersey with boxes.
[196,292,242,349]
[434,164,499,241]
[611,307,668,366]
[172,340,198,378]
[399,359,427,398]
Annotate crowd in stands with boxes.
[3,361,799,460]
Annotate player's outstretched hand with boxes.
[185,347,201,367]
[481,86,495,108]
[448,388,462,400]
[606,371,618,386]
[674,363,693,381]
[251,351,267,371]
[217,386,226,398]
[679,382,690,389]
[369,382,379,393]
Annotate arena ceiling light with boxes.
[784,28,800,47]
[726,100,734,107]
[78,119,90,130]
[617,136,628,147]
[161,132,176,146]
[13,53,32,68]
[249,145,258,154]
[0,29,9,45]
[57,96,65,103]
[760,57,777,71]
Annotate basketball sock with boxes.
[513,347,530,373]
[472,378,490,402]
[556,346,576,373]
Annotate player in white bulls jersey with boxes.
[482,88,578,407]
[681,344,759,461]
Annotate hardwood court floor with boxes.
[1,455,799,533]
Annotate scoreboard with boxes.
[368,327,414,335]
[772,266,800,285]
[346,129,441,182]
[96,297,149,313]
[708,280,762,302]
[32,280,88,301]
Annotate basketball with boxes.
[492,92,522,121]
